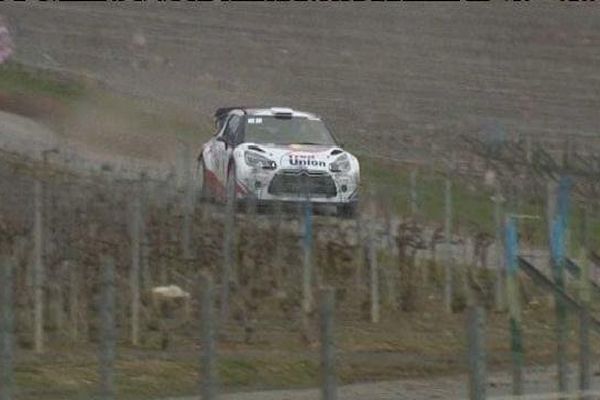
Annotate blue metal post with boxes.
[550,176,572,394]
[505,217,523,395]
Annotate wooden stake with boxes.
[130,191,142,346]
[320,287,337,400]
[0,255,14,400]
[444,177,453,313]
[33,179,45,353]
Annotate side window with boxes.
[224,115,241,145]
[233,116,245,146]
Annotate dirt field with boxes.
[2,3,599,164]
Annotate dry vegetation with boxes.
[1,151,598,399]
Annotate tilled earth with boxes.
[2,3,599,163]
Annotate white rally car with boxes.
[197,107,360,217]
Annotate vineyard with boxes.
[1,126,600,399]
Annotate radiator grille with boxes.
[268,170,337,198]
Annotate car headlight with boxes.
[329,153,351,173]
[244,151,277,170]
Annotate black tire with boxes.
[337,203,358,219]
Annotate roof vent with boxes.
[270,107,294,115]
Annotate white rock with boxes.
[151,285,190,299]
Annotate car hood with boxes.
[239,143,349,172]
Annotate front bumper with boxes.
[236,167,359,205]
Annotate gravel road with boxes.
[0,109,58,157]
[161,364,600,400]
[0,109,171,179]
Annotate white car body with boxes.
[197,107,360,214]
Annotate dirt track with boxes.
[164,364,600,400]
[2,3,599,162]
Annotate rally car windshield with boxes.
[243,116,337,146]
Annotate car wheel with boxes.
[337,203,358,219]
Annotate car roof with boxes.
[214,106,321,121]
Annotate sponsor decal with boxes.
[288,153,326,168]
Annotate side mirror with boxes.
[216,136,226,143]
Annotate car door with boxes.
[215,114,242,186]
[201,115,228,192]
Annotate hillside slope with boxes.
[2,3,599,162]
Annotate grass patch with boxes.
[86,89,210,142]
[221,357,318,389]
[359,155,600,252]
[360,157,496,231]
[0,62,85,101]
